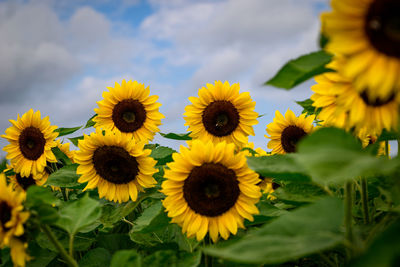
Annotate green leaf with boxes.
[377,128,400,142]
[246,201,289,226]
[84,114,97,128]
[55,126,81,137]
[246,155,311,183]
[25,186,59,223]
[274,182,327,203]
[351,218,400,267]
[294,127,399,186]
[36,230,95,252]
[150,146,176,166]
[0,158,7,173]
[51,146,72,166]
[159,132,192,140]
[79,248,111,267]
[46,164,80,188]
[27,242,57,267]
[68,136,84,146]
[55,194,101,235]
[96,234,136,253]
[296,98,320,116]
[265,51,333,89]
[319,33,329,49]
[204,197,344,264]
[110,250,141,267]
[132,202,170,233]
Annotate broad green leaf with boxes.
[246,200,289,226]
[26,242,57,267]
[132,202,170,233]
[351,218,400,267]
[377,128,400,142]
[79,248,111,267]
[150,146,176,166]
[159,132,192,140]
[110,249,141,267]
[25,187,59,223]
[204,197,344,264]
[84,114,97,128]
[246,155,311,182]
[296,98,320,117]
[265,51,333,89]
[171,224,200,253]
[96,234,136,253]
[51,146,72,165]
[274,182,327,203]
[178,251,202,267]
[143,250,176,267]
[36,230,95,252]
[55,126,82,137]
[55,194,101,235]
[294,128,399,186]
[46,164,80,188]
[68,136,84,146]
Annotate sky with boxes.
[0,0,331,155]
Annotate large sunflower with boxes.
[93,80,164,142]
[184,81,258,148]
[265,110,315,154]
[322,0,400,100]
[0,173,29,248]
[74,129,157,203]
[161,140,261,242]
[311,59,400,134]
[2,109,58,177]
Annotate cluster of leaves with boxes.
[1,50,400,267]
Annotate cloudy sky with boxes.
[0,0,330,155]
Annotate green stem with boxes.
[41,225,78,267]
[344,181,354,258]
[69,234,75,257]
[360,177,370,224]
[385,140,389,157]
[61,188,68,202]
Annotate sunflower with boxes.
[311,59,400,134]
[357,128,389,157]
[9,237,31,267]
[9,170,46,193]
[2,109,58,177]
[322,0,400,100]
[161,140,261,242]
[265,110,315,154]
[93,80,164,142]
[74,129,157,203]
[0,173,29,248]
[184,81,258,148]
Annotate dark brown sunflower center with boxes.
[92,145,139,184]
[112,99,147,133]
[16,173,37,191]
[0,201,12,228]
[359,91,395,107]
[365,0,400,58]
[18,126,46,160]
[183,163,239,217]
[202,101,240,137]
[281,125,307,153]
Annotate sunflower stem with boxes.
[360,177,370,224]
[69,234,74,257]
[344,181,354,259]
[41,225,78,267]
[385,140,389,157]
[61,188,68,202]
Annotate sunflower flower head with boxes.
[265,109,315,154]
[184,81,258,148]
[74,128,158,203]
[93,80,165,143]
[2,109,58,177]
[161,139,261,242]
[322,0,400,100]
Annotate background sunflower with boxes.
[184,81,258,148]
[2,109,58,177]
[74,128,157,203]
[93,80,164,143]
[161,140,261,242]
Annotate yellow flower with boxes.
[74,129,157,203]
[161,140,261,242]
[2,110,58,177]
[265,110,315,154]
[311,59,400,134]
[93,80,164,142]
[184,81,258,148]
[322,0,400,100]
[9,170,46,193]
[357,128,389,157]
[9,237,31,267]
[0,173,29,248]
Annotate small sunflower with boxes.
[161,140,261,242]
[311,59,400,134]
[93,80,164,142]
[265,110,315,154]
[74,129,157,203]
[9,237,31,267]
[357,128,389,157]
[2,109,58,177]
[0,173,29,248]
[322,0,400,100]
[9,171,46,193]
[184,81,258,148]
